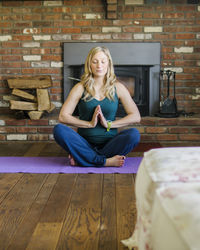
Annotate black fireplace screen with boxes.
[64,65,150,117]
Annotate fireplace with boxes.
[63,42,161,117]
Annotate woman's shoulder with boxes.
[71,82,84,93]
[114,81,127,97]
[69,82,84,99]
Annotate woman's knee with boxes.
[53,123,71,139]
[125,128,140,145]
[53,123,63,136]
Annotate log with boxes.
[3,95,21,101]
[7,75,52,89]
[28,111,43,120]
[10,100,38,111]
[37,88,51,111]
[12,88,37,101]
[47,102,56,113]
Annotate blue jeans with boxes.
[53,123,140,167]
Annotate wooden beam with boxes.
[10,100,38,111]
[7,76,52,89]
[37,89,51,111]
[28,111,43,120]
[12,88,37,102]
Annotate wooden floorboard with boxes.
[0,142,137,249]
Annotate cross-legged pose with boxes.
[53,46,141,167]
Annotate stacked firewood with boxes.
[4,75,55,120]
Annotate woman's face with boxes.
[90,51,109,78]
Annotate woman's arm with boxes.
[110,81,141,128]
[59,83,99,128]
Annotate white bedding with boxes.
[122,147,200,250]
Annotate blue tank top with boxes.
[77,92,119,145]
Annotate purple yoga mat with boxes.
[0,157,142,174]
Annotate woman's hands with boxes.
[90,105,108,129]
[98,106,107,128]
[90,105,101,128]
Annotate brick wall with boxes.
[0,0,200,143]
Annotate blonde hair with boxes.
[81,46,117,101]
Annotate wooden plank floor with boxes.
[0,142,139,250]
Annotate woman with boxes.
[53,46,141,167]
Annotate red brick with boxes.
[22,68,40,74]
[107,12,117,19]
[42,55,61,61]
[74,20,91,26]
[17,127,37,133]
[5,119,26,126]
[82,27,101,33]
[1,68,21,74]
[50,88,62,94]
[191,128,200,133]
[0,49,11,55]
[72,34,91,40]
[123,27,142,33]
[92,20,113,26]
[122,13,142,19]
[140,134,156,141]
[41,28,60,34]
[27,134,49,141]
[156,6,174,12]
[141,118,156,126]
[163,13,184,19]
[43,14,62,21]
[179,134,200,141]
[2,42,20,48]
[156,134,178,141]
[164,27,185,33]
[143,13,161,19]
[53,7,71,13]
[64,0,83,5]
[62,27,81,33]
[37,127,53,133]
[107,4,117,11]
[176,33,196,40]
[54,20,73,27]
[2,1,23,7]
[184,68,200,74]
[0,135,6,140]
[146,127,167,133]
[42,42,61,47]
[14,22,32,28]
[176,74,193,80]
[163,54,182,60]
[24,1,42,6]
[107,0,117,3]
[134,6,154,12]
[0,127,16,133]
[175,6,195,11]
[177,118,200,126]
[1,62,22,68]
[0,22,11,28]
[164,41,184,47]
[2,55,21,61]
[154,33,174,41]
[27,120,49,126]
[31,48,51,54]
[168,127,189,134]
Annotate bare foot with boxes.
[68,154,77,166]
[105,155,126,167]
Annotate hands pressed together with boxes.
[90,105,108,128]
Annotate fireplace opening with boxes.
[63,42,161,117]
[66,65,150,117]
